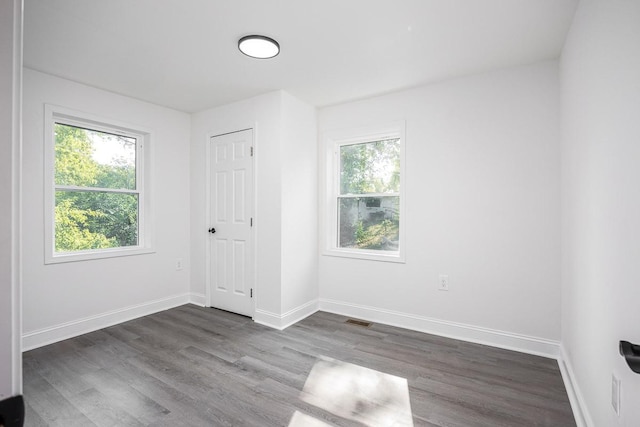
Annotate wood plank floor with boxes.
[23,305,576,426]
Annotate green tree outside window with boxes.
[54,123,139,252]
[338,138,400,251]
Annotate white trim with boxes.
[321,122,406,263]
[48,247,156,264]
[558,344,593,427]
[204,131,211,307]
[254,299,319,330]
[21,293,190,351]
[253,309,282,329]
[323,247,404,263]
[252,123,259,317]
[10,0,23,396]
[43,104,154,264]
[318,298,560,358]
[55,185,142,194]
[189,292,207,307]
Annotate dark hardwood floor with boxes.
[23,305,576,426]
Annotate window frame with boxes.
[322,122,406,263]
[44,104,154,264]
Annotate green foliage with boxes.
[338,140,401,251]
[340,138,400,194]
[97,161,136,190]
[55,198,116,251]
[355,220,366,244]
[339,196,400,251]
[54,124,138,253]
[55,124,99,187]
[353,218,399,250]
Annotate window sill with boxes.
[45,247,155,265]
[323,248,405,264]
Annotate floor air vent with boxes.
[345,318,372,327]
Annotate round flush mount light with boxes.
[238,35,280,59]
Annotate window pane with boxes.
[55,191,138,252]
[338,196,399,251]
[340,138,400,195]
[54,123,136,190]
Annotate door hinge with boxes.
[250,288,253,298]
[250,217,253,227]
[250,146,254,156]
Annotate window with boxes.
[323,123,405,262]
[44,105,153,263]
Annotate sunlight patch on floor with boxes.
[288,410,334,427]
[296,356,414,427]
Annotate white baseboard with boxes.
[254,299,319,330]
[189,292,207,307]
[318,298,560,359]
[559,344,593,427]
[281,299,319,329]
[253,309,281,329]
[22,293,191,351]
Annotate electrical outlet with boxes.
[612,374,620,416]
[176,258,184,271]
[438,274,449,291]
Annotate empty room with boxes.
[1,0,639,426]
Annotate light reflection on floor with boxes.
[290,356,414,427]
[288,410,334,427]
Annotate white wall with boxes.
[560,1,640,426]
[318,61,562,354]
[281,92,319,315]
[190,91,318,327]
[190,91,284,316]
[0,0,22,399]
[22,69,191,349]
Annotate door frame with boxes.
[205,124,258,317]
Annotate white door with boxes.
[208,129,254,317]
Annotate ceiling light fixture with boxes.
[238,35,280,59]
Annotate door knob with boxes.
[208,227,216,234]
[620,341,640,374]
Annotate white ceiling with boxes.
[24,0,578,113]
